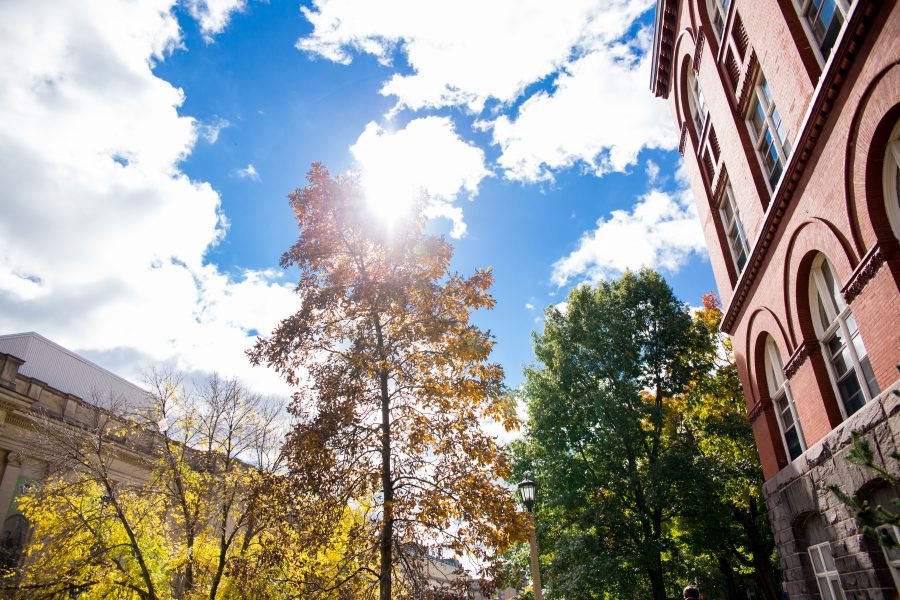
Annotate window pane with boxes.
[817,577,835,600]
[785,426,803,460]
[761,78,773,105]
[837,370,865,416]
[822,546,836,570]
[768,156,783,187]
[752,102,766,136]
[820,260,843,311]
[817,292,832,331]
[828,577,845,600]
[811,547,824,573]
[860,355,879,398]
[819,6,844,59]
[828,333,850,375]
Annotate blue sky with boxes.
[0,0,715,395]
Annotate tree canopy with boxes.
[249,163,525,599]
[508,271,777,600]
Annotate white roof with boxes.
[0,332,148,407]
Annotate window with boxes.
[764,338,805,461]
[808,542,846,600]
[707,0,732,40]
[876,524,900,590]
[748,74,792,190]
[884,122,900,240]
[688,67,708,134]
[796,0,850,65]
[810,256,879,418]
[721,184,751,272]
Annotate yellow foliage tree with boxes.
[249,163,526,599]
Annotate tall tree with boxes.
[679,294,778,600]
[512,270,708,600]
[509,277,778,600]
[249,163,525,598]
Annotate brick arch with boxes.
[845,63,900,258]
[745,314,794,472]
[672,29,698,135]
[782,219,858,346]
[782,228,857,436]
[744,308,793,406]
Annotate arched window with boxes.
[0,515,28,570]
[797,513,846,600]
[687,66,707,134]
[721,184,751,273]
[764,337,805,461]
[707,0,732,40]
[809,255,879,418]
[884,120,900,240]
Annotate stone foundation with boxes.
[763,386,900,599]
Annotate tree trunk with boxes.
[735,499,779,600]
[379,368,393,600]
[648,508,666,600]
[648,562,667,600]
[718,554,742,600]
[373,311,393,600]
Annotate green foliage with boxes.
[508,274,777,600]
[829,431,900,549]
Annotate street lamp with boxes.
[518,479,543,600]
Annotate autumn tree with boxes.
[7,372,300,600]
[249,163,525,599]
[509,271,777,600]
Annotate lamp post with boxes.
[518,479,543,600]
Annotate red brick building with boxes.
[651,0,900,597]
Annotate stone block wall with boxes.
[764,387,900,599]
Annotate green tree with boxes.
[509,272,778,600]
[511,270,709,600]
[248,163,525,599]
[679,294,777,600]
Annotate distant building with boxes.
[0,332,152,567]
[651,0,899,597]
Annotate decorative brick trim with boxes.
[735,51,758,114]
[650,0,678,98]
[712,164,729,206]
[694,32,706,75]
[841,244,885,304]
[747,398,772,423]
[784,340,817,380]
[720,2,879,334]
[679,122,689,155]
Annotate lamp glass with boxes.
[518,479,536,504]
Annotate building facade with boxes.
[651,0,900,598]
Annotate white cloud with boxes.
[552,189,707,287]
[525,303,535,311]
[200,116,230,143]
[645,159,660,184]
[185,0,247,41]
[298,0,653,113]
[349,116,489,237]
[486,43,678,182]
[235,163,260,181]
[0,0,294,396]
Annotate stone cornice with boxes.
[679,122,689,155]
[841,243,886,304]
[720,1,880,334]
